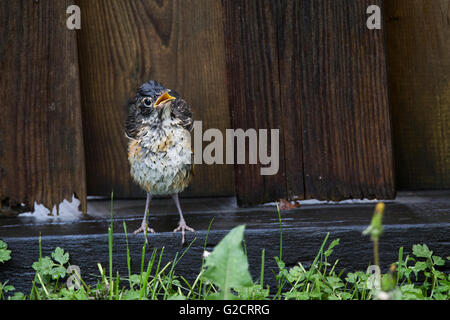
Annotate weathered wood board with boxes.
[0,0,87,214]
[385,0,450,189]
[76,0,235,198]
[223,0,395,205]
[222,0,288,205]
[5,0,449,210]
[2,193,449,295]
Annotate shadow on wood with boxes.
[385,0,450,189]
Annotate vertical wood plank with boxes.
[222,0,287,205]
[0,0,87,214]
[385,0,450,189]
[278,0,395,201]
[224,0,395,205]
[274,0,305,200]
[76,0,234,198]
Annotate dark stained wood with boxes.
[385,0,450,189]
[4,220,448,295]
[223,0,395,204]
[0,0,87,214]
[278,0,395,200]
[3,192,450,294]
[222,0,287,206]
[76,0,234,198]
[274,1,305,200]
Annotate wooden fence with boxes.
[0,1,87,214]
[385,0,450,190]
[0,0,448,214]
[223,0,395,204]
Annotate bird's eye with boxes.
[143,98,152,107]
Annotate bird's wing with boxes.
[171,98,193,132]
[125,98,139,139]
[171,98,194,176]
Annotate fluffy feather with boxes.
[125,81,194,195]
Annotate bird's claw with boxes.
[133,224,155,236]
[173,221,195,245]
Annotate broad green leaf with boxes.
[345,273,358,284]
[0,240,11,263]
[434,280,450,292]
[129,274,141,287]
[287,266,305,283]
[237,285,270,300]
[432,255,445,266]
[72,288,89,300]
[327,276,344,290]
[399,284,424,299]
[122,290,142,300]
[32,256,55,274]
[309,290,322,300]
[9,292,25,300]
[3,285,15,292]
[52,247,69,265]
[206,292,239,300]
[50,266,67,279]
[0,240,7,250]
[432,293,447,300]
[432,270,446,280]
[203,225,253,299]
[0,249,11,263]
[412,244,433,258]
[413,261,428,272]
[339,292,352,300]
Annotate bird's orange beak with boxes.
[155,92,175,107]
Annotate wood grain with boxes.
[223,0,395,204]
[385,0,450,189]
[222,0,287,206]
[0,0,87,214]
[76,0,234,198]
[274,0,305,200]
[278,0,395,200]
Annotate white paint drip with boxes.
[263,198,390,207]
[18,195,83,221]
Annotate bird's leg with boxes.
[172,193,195,244]
[133,193,155,238]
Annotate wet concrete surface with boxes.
[0,191,449,294]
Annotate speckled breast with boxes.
[128,124,193,196]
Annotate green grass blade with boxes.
[150,247,165,299]
[260,249,265,288]
[123,222,132,285]
[109,191,114,298]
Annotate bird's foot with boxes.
[173,221,195,245]
[133,224,155,236]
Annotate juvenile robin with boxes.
[125,80,195,244]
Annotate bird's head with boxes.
[137,80,177,113]
[125,80,180,139]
